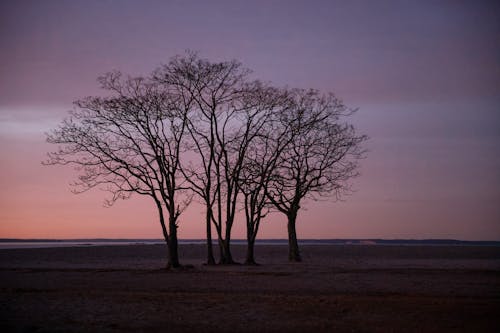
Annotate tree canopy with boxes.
[46,53,367,266]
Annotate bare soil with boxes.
[0,244,499,332]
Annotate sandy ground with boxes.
[0,244,499,332]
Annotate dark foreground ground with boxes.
[0,244,499,332]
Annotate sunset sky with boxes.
[0,0,499,240]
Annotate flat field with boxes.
[0,244,499,332]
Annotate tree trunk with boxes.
[167,237,180,268]
[245,237,256,265]
[287,212,301,262]
[155,201,178,269]
[245,214,258,265]
[220,219,235,264]
[167,213,181,268]
[221,239,235,264]
[214,225,235,264]
[205,210,216,265]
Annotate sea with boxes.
[0,239,498,249]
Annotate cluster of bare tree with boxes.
[46,53,366,268]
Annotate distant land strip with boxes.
[1,239,499,246]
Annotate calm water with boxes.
[0,239,498,249]
[0,239,283,249]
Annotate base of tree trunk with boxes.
[288,250,302,262]
[218,260,240,265]
[206,253,216,265]
[288,256,302,262]
[244,260,259,266]
[165,263,195,271]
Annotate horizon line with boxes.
[1,238,499,243]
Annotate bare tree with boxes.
[45,72,191,268]
[154,53,258,264]
[266,89,367,262]
[238,87,293,264]
[45,53,367,267]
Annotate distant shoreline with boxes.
[1,238,499,250]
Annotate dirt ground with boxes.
[0,244,499,332]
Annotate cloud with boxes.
[0,107,63,137]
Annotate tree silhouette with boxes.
[46,72,191,268]
[266,89,367,262]
[154,53,260,264]
[238,87,294,264]
[46,53,367,266]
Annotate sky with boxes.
[0,0,499,240]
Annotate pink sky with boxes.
[0,1,499,240]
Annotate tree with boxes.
[238,87,293,264]
[45,72,191,268]
[46,53,367,267]
[154,53,270,264]
[266,89,367,262]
